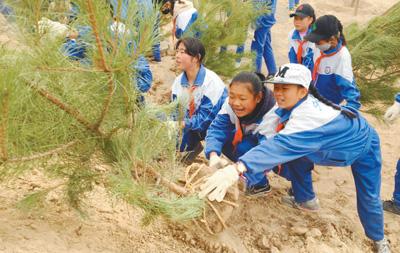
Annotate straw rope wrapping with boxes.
[182,163,240,235]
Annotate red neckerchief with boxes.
[296,40,306,64]
[312,46,343,81]
[188,85,197,118]
[232,118,244,149]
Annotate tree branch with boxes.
[94,74,115,129]
[85,0,116,131]
[37,66,107,73]
[5,140,78,163]
[86,0,110,72]
[26,82,104,137]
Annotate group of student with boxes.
[168,2,399,253]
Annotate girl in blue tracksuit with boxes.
[172,37,227,158]
[199,63,390,253]
[288,3,317,73]
[383,92,400,215]
[205,72,277,194]
[251,0,277,76]
[304,15,361,110]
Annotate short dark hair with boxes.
[175,37,206,64]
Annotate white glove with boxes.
[198,165,239,202]
[38,17,69,39]
[109,21,132,37]
[209,154,228,169]
[384,101,400,122]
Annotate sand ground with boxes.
[1,1,399,252]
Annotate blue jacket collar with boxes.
[180,65,206,87]
[275,96,308,123]
[323,40,343,54]
[291,28,312,40]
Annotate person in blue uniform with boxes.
[288,3,317,73]
[383,92,400,215]
[251,0,277,77]
[171,37,227,162]
[304,15,361,110]
[199,63,391,253]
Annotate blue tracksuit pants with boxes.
[350,130,384,241]
[220,45,245,63]
[179,129,206,152]
[152,15,162,62]
[251,27,277,75]
[288,0,300,10]
[284,130,384,241]
[393,159,400,207]
[274,157,315,203]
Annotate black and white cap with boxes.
[266,63,312,89]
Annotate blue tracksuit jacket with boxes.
[171,65,227,151]
[288,28,318,73]
[238,95,384,241]
[174,8,198,39]
[313,40,361,110]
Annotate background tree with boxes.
[0,0,202,222]
[347,1,400,107]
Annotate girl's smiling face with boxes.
[229,82,262,117]
[273,83,308,110]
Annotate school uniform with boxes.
[171,65,227,152]
[173,2,199,39]
[288,28,318,73]
[205,87,277,187]
[239,94,384,241]
[251,0,277,75]
[312,40,361,110]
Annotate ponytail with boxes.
[308,83,356,119]
[337,19,347,46]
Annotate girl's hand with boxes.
[209,152,229,169]
[198,165,239,202]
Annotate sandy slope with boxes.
[1,0,400,252]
